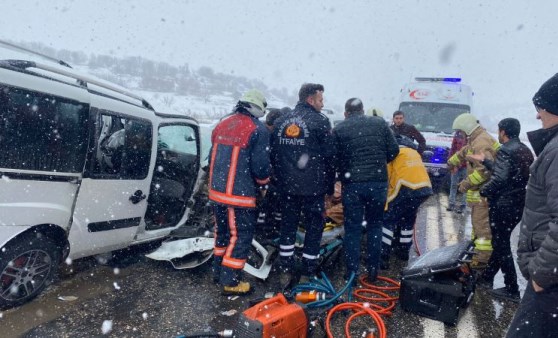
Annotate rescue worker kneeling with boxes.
[381,135,433,269]
[208,89,271,295]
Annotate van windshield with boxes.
[398,102,470,134]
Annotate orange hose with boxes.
[326,303,386,338]
[325,275,401,338]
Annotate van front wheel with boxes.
[0,233,60,309]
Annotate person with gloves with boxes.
[447,113,500,268]
[209,89,271,295]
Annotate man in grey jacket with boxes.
[506,74,558,337]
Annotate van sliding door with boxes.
[68,110,153,259]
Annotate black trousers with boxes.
[278,194,325,275]
[506,281,558,337]
[481,202,522,291]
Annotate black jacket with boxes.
[333,114,399,184]
[480,138,534,208]
[271,102,335,196]
[390,123,426,154]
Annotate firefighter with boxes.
[447,113,500,268]
[209,89,271,295]
[271,83,336,285]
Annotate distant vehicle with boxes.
[398,77,473,183]
[0,46,202,309]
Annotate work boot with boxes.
[222,281,252,296]
[488,287,520,303]
[456,205,466,214]
[446,204,455,212]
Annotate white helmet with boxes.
[452,113,480,136]
[239,89,267,118]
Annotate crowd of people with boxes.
[206,75,558,337]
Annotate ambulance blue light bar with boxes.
[415,77,461,83]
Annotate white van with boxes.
[0,57,202,308]
[398,77,473,180]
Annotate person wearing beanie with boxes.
[209,89,271,296]
[505,74,558,337]
[447,113,500,268]
[333,98,399,282]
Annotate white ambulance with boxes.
[397,77,473,182]
[0,47,203,309]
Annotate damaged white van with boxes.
[0,57,202,308]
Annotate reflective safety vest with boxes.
[386,147,432,207]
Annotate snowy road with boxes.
[1,192,521,337]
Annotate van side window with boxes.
[91,112,152,179]
[0,84,89,173]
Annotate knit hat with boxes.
[533,73,558,115]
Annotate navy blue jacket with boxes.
[208,111,270,208]
[271,102,335,196]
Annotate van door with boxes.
[0,81,90,232]
[68,110,154,259]
[144,122,200,230]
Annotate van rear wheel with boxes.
[0,233,60,309]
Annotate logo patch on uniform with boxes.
[285,124,301,138]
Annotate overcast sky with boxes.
[2,0,557,132]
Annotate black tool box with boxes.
[399,241,476,326]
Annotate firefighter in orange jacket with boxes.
[447,113,500,268]
[209,90,271,295]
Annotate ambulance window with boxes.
[91,112,152,179]
[0,85,89,173]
